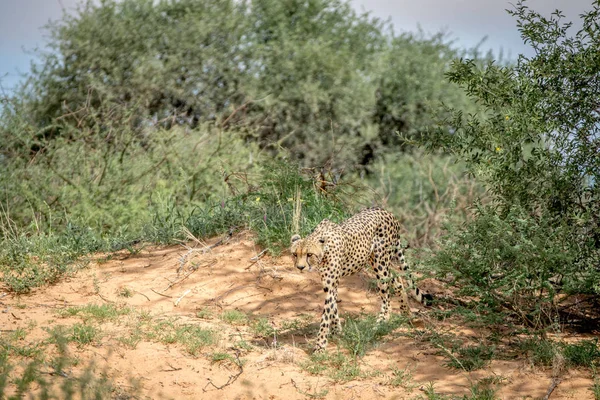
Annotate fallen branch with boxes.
[135,291,151,301]
[203,351,243,391]
[95,293,114,304]
[211,284,253,303]
[245,249,268,270]
[174,289,191,307]
[290,378,328,399]
[162,362,182,372]
[151,288,173,298]
[543,378,561,400]
[163,260,216,292]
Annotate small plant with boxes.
[116,332,143,349]
[251,318,277,339]
[234,340,254,353]
[71,323,100,346]
[301,352,330,375]
[145,319,217,356]
[280,314,316,336]
[337,313,407,357]
[328,352,362,382]
[445,344,495,372]
[118,286,134,298]
[463,376,504,400]
[211,352,234,363]
[196,307,213,319]
[518,337,558,367]
[389,365,418,391]
[419,382,453,400]
[301,350,362,382]
[220,310,249,326]
[0,329,140,398]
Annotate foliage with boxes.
[422,0,600,327]
[0,0,485,293]
[365,151,482,249]
[6,0,478,170]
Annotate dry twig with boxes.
[542,378,561,400]
[151,288,173,298]
[203,350,244,391]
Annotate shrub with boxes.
[422,1,600,328]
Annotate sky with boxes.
[0,0,593,92]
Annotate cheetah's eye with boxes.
[307,253,313,258]
[292,253,297,258]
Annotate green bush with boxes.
[6,0,478,170]
[422,1,600,328]
[365,150,483,248]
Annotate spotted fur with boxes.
[290,207,431,352]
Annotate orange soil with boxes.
[0,234,595,399]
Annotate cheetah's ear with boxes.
[290,234,301,244]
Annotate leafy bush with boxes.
[7,0,478,170]
[422,1,600,328]
[365,151,483,248]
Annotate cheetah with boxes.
[290,207,431,352]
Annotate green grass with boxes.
[144,319,217,356]
[418,382,453,400]
[444,344,496,372]
[301,351,363,382]
[71,323,100,346]
[1,160,348,293]
[57,303,132,322]
[336,313,407,357]
[220,310,249,326]
[0,330,140,399]
[211,351,234,363]
[518,337,558,367]
[388,366,418,391]
[0,328,44,359]
[279,314,315,336]
[563,339,600,367]
[590,378,600,400]
[196,307,214,319]
[463,376,504,400]
[250,314,315,342]
[234,340,254,353]
[250,318,277,339]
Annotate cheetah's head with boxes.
[290,235,325,273]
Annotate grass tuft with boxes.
[336,313,407,357]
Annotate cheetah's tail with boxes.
[394,243,433,306]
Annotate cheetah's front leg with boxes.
[314,283,340,352]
